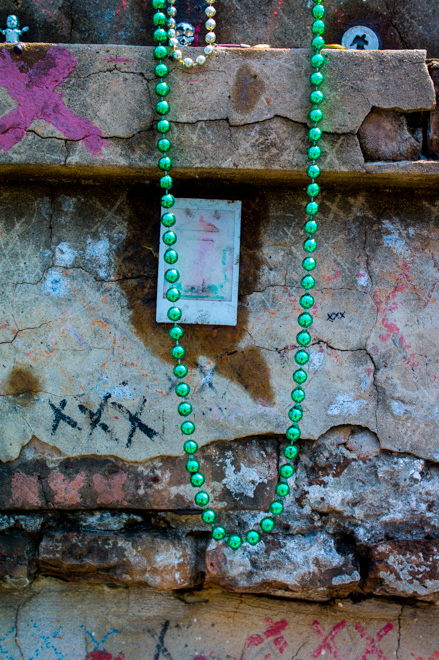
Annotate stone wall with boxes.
[1,43,439,658]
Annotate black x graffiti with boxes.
[49,399,82,435]
[78,393,111,437]
[111,396,158,447]
[327,312,346,322]
[151,620,172,660]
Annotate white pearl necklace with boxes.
[167,0,217,68]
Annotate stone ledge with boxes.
[0,44,434,182]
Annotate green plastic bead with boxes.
[310,90,324,105]
[246,530,261,546]
[173,363,188,378]
[157,119,171,133]
[182,420,195,435]
[152,0,166,8]
[293,369,308,385]
[305,219,318,234]
[166,287,180,303]
[191,472,205,487]
[158,156,172,171]
[154,28,168,43]
[195,491,209,507]
[276,482,290,498]
[301,274,315,290]
[155,62,169,77]
[168,306,182,322]
[297,329,311,346]
[160,175,173,189]
[311,53,325,68]
[227,535,242,550]
[156,100,170,115]
[280,463,294,479]
[303,257,316,272]
[307,164,321,179]
[308,145,321,160]
[154,45,168,59]
[178,401,192,416]
[176,382,190,397]
[164,248,178,264]
[162,194,175,209]
[286,424,301,441]
[300,294,314,309]
[169,325,184,340]
[304,238,317,253]
[312,36,325,50]
[295,349,310,365]
[156,81,170,97]
[309,107,323,123]
[184,439,198,454]
[312,20,325,35]
[158,137,171,152]
[202,509,216,524]
[306,201,319,216]
[269,500,284,516]
[153,11,167,26]
[298,312,313,328]
[288,404,303,422]
[292,387,306,403]
[212,525,226,540]
[307,182,320,197]
[163,231,177,246]
[186,458,200,474]
[260,517,275,532]
[284,444,299,460]
[312,4,325,18]
[172,345,186,360]
[308,127,322,142]
[165,268,179,283]
[310,71,324,86]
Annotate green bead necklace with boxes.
[152,0,326,550]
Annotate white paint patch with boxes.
[86,237,111,278]
[309,350,324,371]
[110,382,133,400]
[222,456,267,498]
[43,269,69,297]
[389,399,409,416]
[332,571,360,585]
[382,219,409,256]
[327,393,366,417]
[356,270,369,287]
[54,242,76,267]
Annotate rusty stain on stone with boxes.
[3,366,42,402]
[231,64,265,115]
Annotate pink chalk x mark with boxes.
[86,652,125,660]
[0,47,104,156]
[354,622,393,660]
[11,472,41,507]
[105,56,133,63]
[311,620,346,660]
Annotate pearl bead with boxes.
[311,53,325,69]
[293,368,308,384]
[167,18,176,28]
[260,517,275,532]
[184,58,194,68]
[156,100,170,116]
[269,500,284,515]
[286,424,301,441]
[164,248,178,264]
[276,483,290,498]
[313,4,325,18]
[205,6,216,17]
[169,325,184,340]
[298,312,313,328]
[154,45,168,59]
[173,50,183,61]
[157,119,171,134]
[182,420,195,435]
[154,28,168,42]
[161,212,176,227]
[164,268,179,282]
[178,401,192,416]
[288,404,303,421]
[312,20,325,35]
[175,381,190,397]
[205,18,216,31]
[308,145,321,160]
[279,464,294,479]
[191,472,205,487]
[299,294,314,309]
[168,6,177,16]
[173,363,188,378]
[172,345,186,359]
[163,230,177,246]
[227,535,242,550]
[202,509,216,524]
[291,387,306,403]
[212,526,226,540]
[246,530,261,546]
[169,37,179,47]
[205,0,215,4]
[167,306,182,321]
[196,55,206,65]
[155,62,169,78]
[301,274,315,290]
[310,71,324,86]
[166,287,180,302]
[168,28,176,38]
[305,219,318,234]
[303,257,316,271]
[204,44,214,55]
[195,491,209,507]
[186,458,199,473]
[161,194,175,208]
[306,201,319,216]
[184,440,198,454]
[153,11,167,26]
[205,32,216,43]
[303,238,317,253]
[284,445,299,460]
[160,174,173,189]
[297,329,311,346]
[307,182,320,197]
